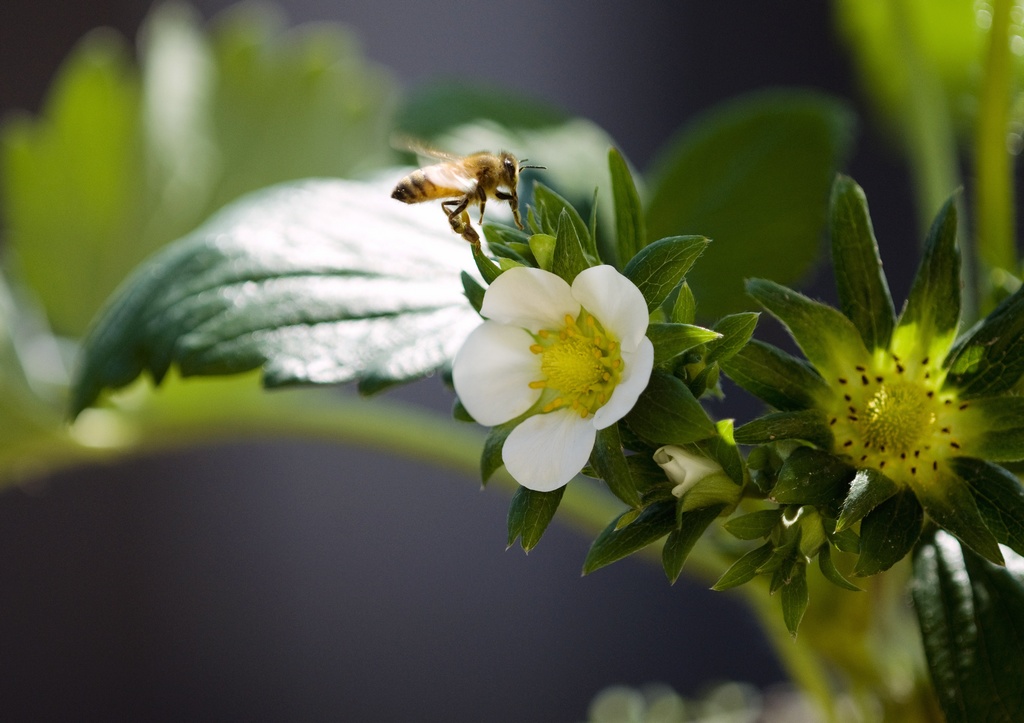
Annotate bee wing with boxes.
[390,134,464,163]
[422,162,479,193]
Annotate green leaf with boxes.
[771,448,855,511]
[662,504,724,583]
[608,147,647,267]
[734,409,834,451]
[909,466,1004,565]
[945,284,1024,398]
[552,209,590,283]
[527,233,556,272]
[912,531,1024,723]
[624,370,716,446]
[950,457,1024,556]
[71,179,483,415]
[781,564,809,636]
[818,544,862,591]
[705,312,759,365]
[646,91,853,318]
[719,339,831,412]
[836,467,899,532]
[623,236,709,313]
[891,194,962,363]
[507,485,566,552]
[697,418,745,487]
[829,175,896,350]
[590,424,641,508]
[723,508,783,540]
[460,272,485,313]
[712,542,774,590]
[583,500,676,574]
[646,323,721,367]
[855,489,923,576]
[747,278,871,380]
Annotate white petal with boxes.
[593,336,654,429]
[503,410,596,492]
[653,445,724,497]
[571,265,649,351]
[452,322,542,426]
[481,267,580,332]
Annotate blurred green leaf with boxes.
[71,179,483,415]
[646,91,853,318]
[608,147,646,268]
[1,3,397,337]
[781,564,809,636]
[950,457,1024,556]
[662,504,724,583]
[912,531,1024,723]
[552,209,590,283]
[591,424,641,508]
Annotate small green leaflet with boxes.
[71,178,485,415]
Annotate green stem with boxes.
[975,0,1018,292]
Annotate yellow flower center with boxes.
[529,312,624,418]
[827,353,969,485]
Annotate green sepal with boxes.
[720,339,831,412]
[461,271,485,314]
[950,457,1024,556]
[472,244,502,284]
[624,370,716,445]
[527,233,556,272]
[623,236,709,313]
[481,420,516,483]
[746,445,783,496]
[891,194,961,363]
[552,209,590,283]
[608,147,647,268]
[945,284,1024,398]
[836,467,900,532]
[723,508,783,540]
[705,312,760,365]
[771,448,855,513]
[626,453,674,497]
[712,541,775,591]
[912,532,1024,723]
[532,182,597,260]
[818,544,862,591]
[855,489,923,576]
[829,175,896,351]
[582,500,676,574]
[482,222,530,248]
[958,396,1024,461]
[747,278,870,379]
[781,564,809,637]
[486,241,531,266]
[646,322,721,367]
[734,409,834,450]
[909,467,1003,565]
[451,397,473,423]
[826,521,862,554]
[671,281,696,324]
[662,504,725,583]
[696,418,745,487]
[590,424,641,508]
[507,485,566,552]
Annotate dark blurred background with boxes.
[0,2,919,721]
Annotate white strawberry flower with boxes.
[453,265,654,492]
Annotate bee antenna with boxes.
[519,164,546,171]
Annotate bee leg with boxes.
[441,199,480,246]
[495,190,523,230]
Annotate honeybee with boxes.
[391,143,543,246]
